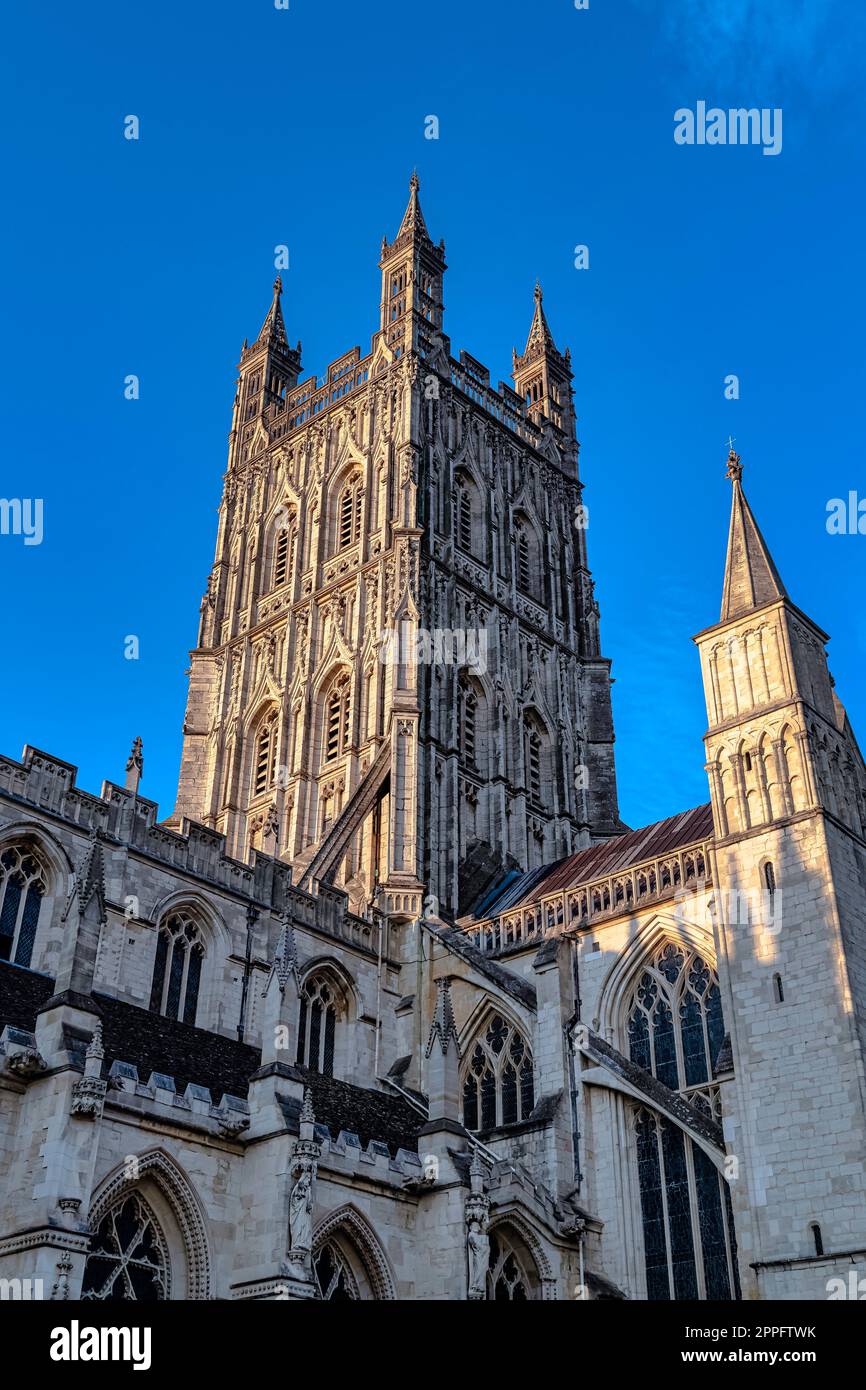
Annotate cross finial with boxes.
[726,439,743,483]
[273,275,283,297]
[409,169,419,193]
[534,280,543,304]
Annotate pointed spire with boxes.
[425,976,460,1057]
[272,910,300,995]
[300,1087,315,1128]
[256,275,289,348]
[397,170,428,240]
[720,448,788,622]
[382,172,437,260]
[522,281,558,356]
[61,825,107,928]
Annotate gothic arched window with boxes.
[313,1240,358,1300]
[254,712,278,797]
[296,972,343,1077]
[458,488,473,552]
[627,943,725,1093]
[149,911,205,1026]
[337,477,363,551]
[0,843,46,969]
[81,1194,168,1302]
[514,516,539,598]
[459,678,480,769]
[322,676,351,766]
[272,519,297,590]
[487,1230,533,1301]
[461,1014,534,1132]
[455,474,482,559]
[522,712,546,808]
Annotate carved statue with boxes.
[467,1219,490,1300]
[289,1165,314,1254]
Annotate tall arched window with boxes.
[455,473,482,559]
[296,972,344,1076]
[522,712,546,808]
[627,942,738,1301]
[81,1193,168,1301]
[322,675,351,765]
[0,843,46,969]
[458,488,473,552]
[272,520,297,590]
[337,476,363,551]
[514,517,539,598]
[254,712,278,796]
[149,911,205,1026]
[461,1014,534,1131]
[459,678,480,769]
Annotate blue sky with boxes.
[1,0,864,831]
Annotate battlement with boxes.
[0,746,380,953]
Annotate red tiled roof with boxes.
[477,804,714,917]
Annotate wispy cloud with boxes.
[628,0,864,95]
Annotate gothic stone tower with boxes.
[173,177,621,919]
[695,450,866,1298]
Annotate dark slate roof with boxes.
[277,1066,424,1156]
[0,961,259,1104]
[425,923,537,1010]
[0,961,424,1152]
[0,961,53,1032]
[475,804,714,917]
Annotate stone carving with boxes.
[50,1251,73,1300]
[467,1219,490,1300]
[289,1165,313,1255]
[7,1047,47,1081]
[465,1150,491,1301]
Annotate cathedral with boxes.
[1,176,865,1303]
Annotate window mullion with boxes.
[161,940,173,1013]
[655,1122,675,1301]
[683,1137,707,1300]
